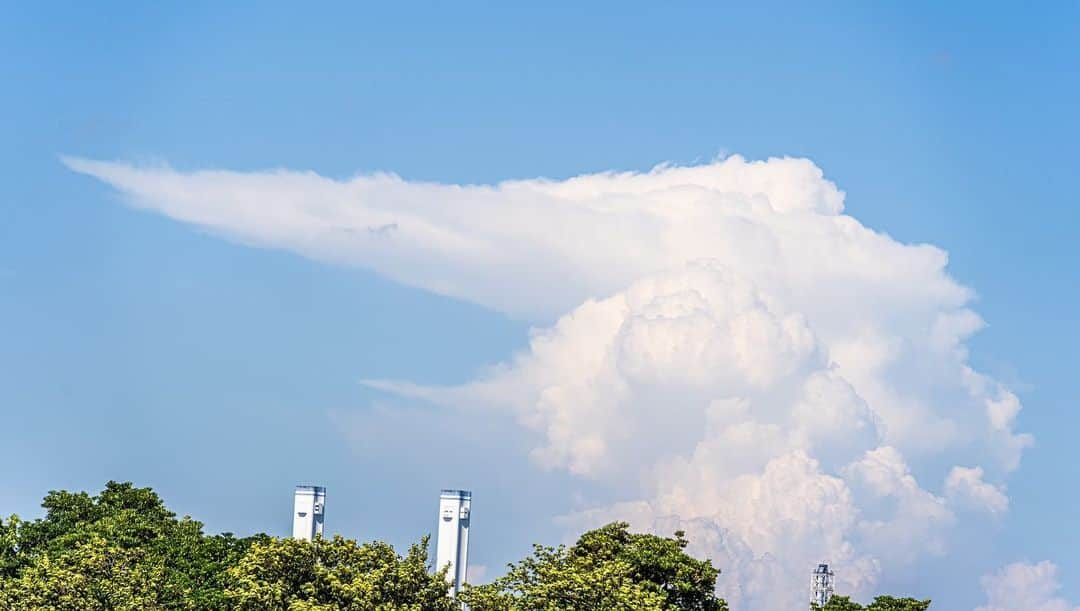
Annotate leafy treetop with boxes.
[460,521,728,611]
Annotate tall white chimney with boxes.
[292,485,326,541]
[436,489,472,596]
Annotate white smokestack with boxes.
[292,485,326,541]
[436,489,472,596]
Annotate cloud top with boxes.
[63,154,964,321]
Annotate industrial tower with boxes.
[292,485,326,541]
[811,563,835,609]
[436,489,472,596]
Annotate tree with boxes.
[866,595,932,611]
[460,522,727,611]
[0,514,20,579]
[224,534,455,611]
[815,595,868,611]
[0,481,260,610]
[0,535,170,610]
[814,595,933,610]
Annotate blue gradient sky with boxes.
[1,2,1077,607]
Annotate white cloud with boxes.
[68,154,1034,609]
[62,154,967,322]
[466,564,488,585]
[976,562,1079,611]
[559,451,880,611]
[843,447,955,561]
[945,466,1009,514]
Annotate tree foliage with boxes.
[814,595,865,611]
[459,522,727,611]
[0,481,259,610]
[224,535,455,610]
[865,596,932,611]
[814,594,933,611]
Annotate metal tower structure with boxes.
[292,485,326,541]
[811,563,835,609]
[436,489,472,597]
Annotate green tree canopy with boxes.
[814,594,933,610]
[865,595,932,610]
[224,535,455,611]
[0,481,259,610]
[815,596,866,611]
[460,521,727,611]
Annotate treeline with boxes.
[0,481,927,610]
[813,597,931,611]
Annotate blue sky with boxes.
[2,2,1078,608]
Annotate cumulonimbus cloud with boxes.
[67,154,1037,609]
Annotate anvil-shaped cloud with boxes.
[66,154,1038,609]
